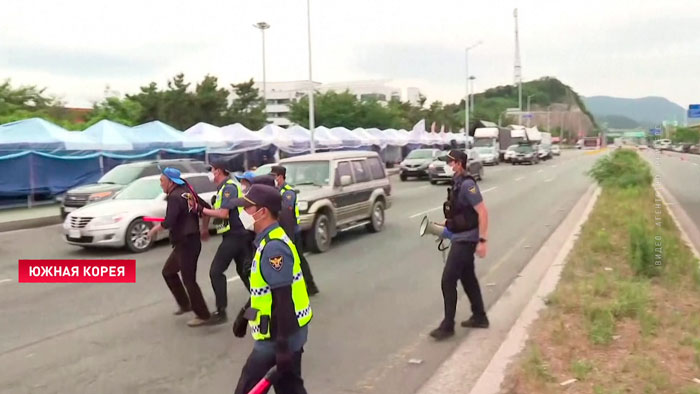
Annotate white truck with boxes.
[473,127,500,165]
[539,131,553,159]
[498,127,528,161]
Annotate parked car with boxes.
[427,149,484,184]
[689,145,700,155]
[504,144,519,162]
[399,149,442,181]
[537,144,551,160]
[62,173,217,253]
[60,159,208,218]
[511,144,539,165]
[277,151,391,253]
[551,144,561,156]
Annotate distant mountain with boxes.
[597,114,640,129]
[584,96,685,128]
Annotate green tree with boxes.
[84,96,143,127]
[224,79,266,130]
[672,127,700,144]
[193,75,229,126]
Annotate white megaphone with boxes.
[419,215,446,238]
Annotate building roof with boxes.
[280,150,379,163]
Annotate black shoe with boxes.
[206,310,228,325]
[429,327,454,341]
[173,307,191,316]
[307,284,319,297]
[461,315,490,328]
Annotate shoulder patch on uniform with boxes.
[269,255,284,271]
[469,186,477,194]
[224,191,231,198]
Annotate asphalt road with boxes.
[0,150,598,394]
[643,149,700,231]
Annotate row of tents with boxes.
[0,118,468,154]
[0,118,470,204]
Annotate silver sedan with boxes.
[62,173,218,253]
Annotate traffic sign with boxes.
[650,128,661,136]
[523,113,533,119]
[689,104,700,118]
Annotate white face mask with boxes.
[207,172,215,183]
[239,210,255,231]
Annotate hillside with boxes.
[584,96,685,128]
[598,114,640,129]
[471,77,598,138]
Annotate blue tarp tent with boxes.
[129,121,189,149]
[82,120,135,151]
[0,118,100,152]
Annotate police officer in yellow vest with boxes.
[196,159,255,325]
[231,184,311,394]
[269,166,319,296]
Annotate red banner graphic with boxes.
[18,260,136,283]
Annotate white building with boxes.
[254,80,422,127]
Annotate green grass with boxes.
[523,345,555,382]
[571,359,594,380]
[584,304,616,345]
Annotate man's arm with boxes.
[161,194,181,231]
[199,183,237,219]
[278,190,297,238]
[474,202,488,239]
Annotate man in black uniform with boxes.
[147,167,211,327]
[270,165,319,296]
[197,159,255,325]
[430,150,490,340]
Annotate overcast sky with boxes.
[1,0,698,109]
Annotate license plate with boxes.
[69,229,81,239]
[64,207,76,212]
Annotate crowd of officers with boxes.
[148,148,490,393]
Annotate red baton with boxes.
[248,367,278,394]
[143,217,164,222]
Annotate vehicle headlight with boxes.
[297,201,309,212]
[63,215,71,227]
[428,163,436,169]
[92,213,127,226]
[89,191,114,202]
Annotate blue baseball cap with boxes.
[162,167,185,185]
[235,171,256,182]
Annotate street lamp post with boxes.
[253,22,270,118]
[464,41,482,141]
[469,76,476,116]
[306,0,316,153]
[526,94,534,127]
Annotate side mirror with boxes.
[340,175,352,186]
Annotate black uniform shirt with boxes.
[162,184,209,244]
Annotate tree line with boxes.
[0,75,596,134]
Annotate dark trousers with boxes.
[210,231,254,312]
[234,348,306,394]
[294,232,317,290]
[440,241,485,329]
[162,234,211,320]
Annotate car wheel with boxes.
[429,176,437,185]
[125,218,154,253]
[366,200,385,233]
[309,213,332,253]
[400,174,407,182]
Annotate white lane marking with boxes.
[514,176,525,182]
[694,163,699,167]
[550,165,558,168]
[544,177,555,183]
[0,278,12,284]
[481,187,497,193]
[537,169,543,173]
[227,276,240,283]
[409,206,442,219]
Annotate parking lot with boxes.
[0,150,596,394]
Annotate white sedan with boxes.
[63,173,218,253]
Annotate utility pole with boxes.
[253,22,270,119]
[526,94,534,127]
[514,8,522,125]
[464,42,482,140]
[307,0,316,153]
[469,76,476,116]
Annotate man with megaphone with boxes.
[429,150,490,341]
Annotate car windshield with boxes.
[283,161,331,186]
[475,146,493,153]
[99,166,143,185]
[473,139,493,148]
[515,145,534,153]
[114,178,163,200]
[406,150,434,159]
[253,164,273,176]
